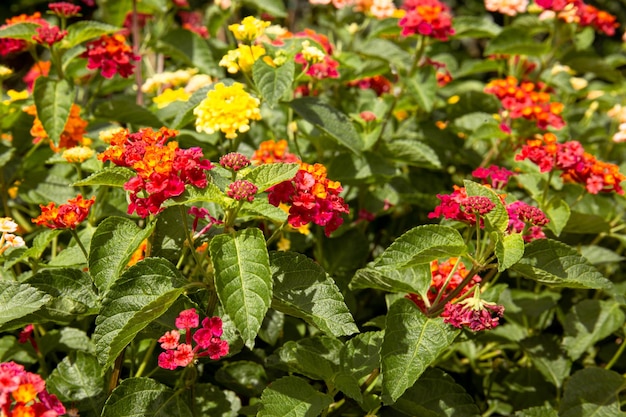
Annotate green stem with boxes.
[606,329,626,371]
[429,265,482,317]
[135,339,157,378]
[266,220,288,248]
[430,259,461,308]
[179,206,206,281]
[70,228,89,261]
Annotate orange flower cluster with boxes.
[251,139,300,165]
[484,76,565,130]
[81,33,140,78]
[24,103,89,151]
[32,195,95,229]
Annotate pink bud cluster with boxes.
[220,152,251,172]
[158,308,229,370]
[471,165,515,189]
[227,180,258,202]
[506,201,549,242]
[442,297,504,331]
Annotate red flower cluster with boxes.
[0,361,66,417]
[98,127,214,217]
[158,309,229,370]
[179,11,209,38]
[32,195,95,229]
[536,0,619,36]
[484,76,565,130]
[399,0,455,40]
[472,165,515,189]
[32,25,67,47]
[428,186,496,226]
[515,133,626,194]
[507,201,549,242]
[406,258,481,312]
[346,75,392,96]
[48,2,81,18]
[253,140,349,236]
[81,33,140,78]
[0,12,47,56]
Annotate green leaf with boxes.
[258,376,333,417]
[375,225,467,268]
[381,140,442,169]
[290,97,363,154]
[406,67,437,113]
[239,198,287,223]
[340,331,384,381]
[73,167,134,187]
[0,282,51,328]
[392,368,480,417]
[351,264,431,295]
[25,268,99,321]
[520,335,571,389]
[211,228,272,349]
[485,26,550,56]
[0,22,39,40]
[510,238,612,289]
[464,180,508,232]
[270,251,358,337]
[495,233,524,272]
[275,336,343,382]
[163,182,226,207]
[102,377,193,417]
[356,38,411,70]
[33,78,74,147]
[243,163,299,192]
[381,298,460,404]
[95,97,163,127]
[253,58,295,108]
[515,405,558,417]
[93,258,187,369]
[64,21,121,49]
[89,217,156,294]
[193,383,241,417]
[453,16,502,38]
[544,197,570,236]
[559,368,626,417]
[242,0,287,17]
[562,299,625,361]
[158,29,217,75]
[47,352,106,415]
[215,361,268,397]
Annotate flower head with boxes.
[251,139,300,164]
[399,0,455,40]
[220,152,251,171]
[158,309,229,370]
[32,25,67,46]
[484,0,528,16]
[49,2,82,18]
[219,44,266,74]
[25,103,89,152]
[81,33,140,78]
[228,16,271,42]
[227,180,258,202]
[62,146,94,163]
[506,201,549,242]
[442,288,504,331]
[32,195,95,229]
[194,82,262,139]
[179,11,209,38]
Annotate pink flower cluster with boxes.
[442,296,504,331]
[32,25,67,47]
[507,201,549,242]
[158,309,229,370]
[536,0,619,36]
[227,180,258,202]
[347,75,393,96]
[81,33,140,78]
[472,165,515,189]
[515,133,626,194]
[98,127,214,217]
[0,361,66,417]
[48,2,81,18]
[428,186,494,226]
[399,0,455,41]
[292,30,340,79]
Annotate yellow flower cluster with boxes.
[194,82,261,139]
[228,16,270,42]
[141,68,198,93]
[62,146,94,163]
[219,44,266,74]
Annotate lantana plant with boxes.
[0,0,625,416]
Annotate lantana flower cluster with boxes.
[98,127,213,217]
[0,217,25,255]
[484,76,565,130]
[253,140,349,236]
[0,12,48,56]
[81,33,140,79]
[536,0,619,36]
[516,132,626,194]
[158,309,229,370]
[0,361,66,417]
[32,195,95,229]
[219,17,269,74]
[442,288,505,331]
[194,82,262,139]
[484,0,528,16]
[398,0,455,41]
